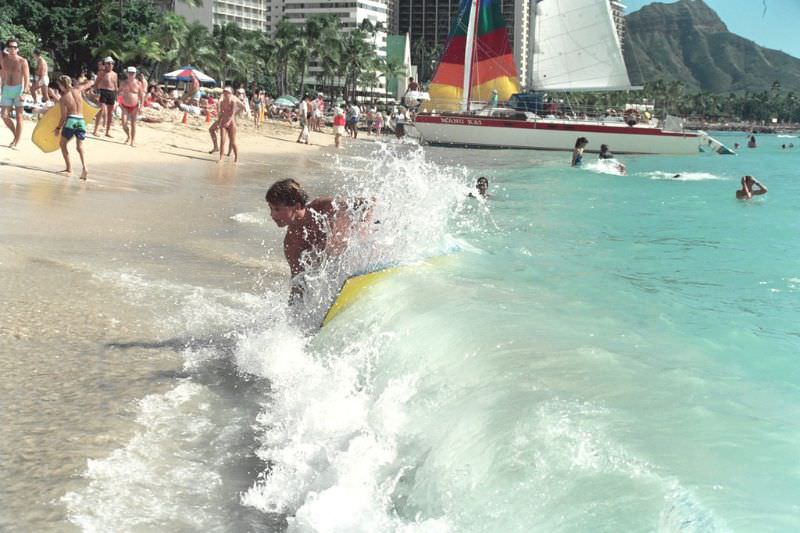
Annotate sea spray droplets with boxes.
[63,383,224,531]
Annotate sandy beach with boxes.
[0,113,341,531]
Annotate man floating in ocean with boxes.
[736,175,767,200]
[266,178,371,303]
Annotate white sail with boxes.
[529,0,632,91]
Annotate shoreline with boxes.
[0,113,344,531]
[1,110,339,181]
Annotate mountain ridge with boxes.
[623,0,800,93]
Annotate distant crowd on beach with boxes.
[1,37,418,179]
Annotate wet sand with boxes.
[0,116,337,530]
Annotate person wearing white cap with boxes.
[92,57,118,137]
[218,87,243,163]
[118,66,144,146]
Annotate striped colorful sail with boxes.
[427,0,520,111]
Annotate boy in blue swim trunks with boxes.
[54,75,94,180]
[1,39,31,148]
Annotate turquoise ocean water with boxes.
[65,133,799,531]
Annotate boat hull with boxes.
[413,114,703,155]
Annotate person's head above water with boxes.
[575,137,589,148]
[600,144,609,153]
[476,176,489,196]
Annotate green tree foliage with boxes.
[3,5,392,103]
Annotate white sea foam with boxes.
[230,211,268,225]
[63,383,228,531]
[64,145,736,532]
[237,145,475,531]
[92,270,263,338]
[644,171,727,181]
[584,159,627,176]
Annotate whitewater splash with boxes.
[583,159,627,176]
[643,171,727,181]
[63,145,727,532]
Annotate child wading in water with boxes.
[55,75,94,180]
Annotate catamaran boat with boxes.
[413,0,731,155]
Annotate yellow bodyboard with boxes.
[32,97,100,153]
[320,255,455,327]
[321,267,401,326]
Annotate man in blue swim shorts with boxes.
[55,75,94,180]
[1,39,31,148]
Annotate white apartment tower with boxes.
[174,0,268,33]
[282,0,390,87]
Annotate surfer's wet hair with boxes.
[266,178,309,207]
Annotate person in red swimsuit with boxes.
[119,66,144,147]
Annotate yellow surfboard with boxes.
[31,97,100,153]
[322,267,401,326]
[320,255,455,327]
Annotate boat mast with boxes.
[526,0,537,89]
[462,0,479,111]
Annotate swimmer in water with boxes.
[469,176,490,198]
[736,175,767,200]
[571,137,588,167]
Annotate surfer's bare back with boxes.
[266,178,371,301]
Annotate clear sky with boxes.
[623,0,800,58]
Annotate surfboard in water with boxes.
[320,255,455,327]
[32,97,100,153]
[321,266,401,326]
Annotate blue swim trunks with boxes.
[62,115,87,140]
[0,84,23,107]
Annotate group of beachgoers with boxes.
[570,135,769,200]
[2,37,420,177]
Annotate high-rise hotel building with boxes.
[174,0,269,33]
[396,0,626,82]
[396,0,516,56]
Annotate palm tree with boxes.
[272,19,300,96]
[176,22,215,70]
[212,22,243,86]
[381,57,407,102]
[340,29,375,101]
[313,18,343,98]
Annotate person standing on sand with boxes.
[54,75,94,180]
[119,66,144,147]
[296,94,312,144]
[332,106,346,148]
[188,71,201,105]
[32,48,49,104]
[218,87,243,163]
[93,57,118,137]
[313,93,324,132]
[136,72,148,99]
[0,39,31,149]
